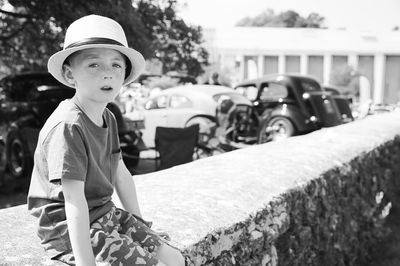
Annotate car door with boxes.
[142,94,169,147]
[166,94,195,127]
[257,82,291,114]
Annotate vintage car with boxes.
[323,86,354,123]
[131,84,260,148]
[234,74,344,142]
[0,72,142,180]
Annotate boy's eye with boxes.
[113,63,123,68]
[88,63,99,68]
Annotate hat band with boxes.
[65,37,124,49]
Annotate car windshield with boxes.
[213,92,247,103]
[300,79,322,92]
[235,85,258,101]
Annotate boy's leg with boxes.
[155,243,185,266]
[116,208,185,266]
[91,207,161,266]
[93,237,160,266]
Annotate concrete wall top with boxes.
[120,111,400,250]
[1,111,400,265]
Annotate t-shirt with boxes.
[27,99,121,258]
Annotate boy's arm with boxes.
[114,159,142,218]
[62,178,96,266]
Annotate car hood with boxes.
[214,92,253,106]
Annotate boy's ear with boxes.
[62,65,75,87]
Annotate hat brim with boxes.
[47,43,145,88]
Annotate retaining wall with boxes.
[1,111,400,265]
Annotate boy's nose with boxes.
[102,66,113,79]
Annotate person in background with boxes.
[205,72,221,85]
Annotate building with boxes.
[203,27,400,104]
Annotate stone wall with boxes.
[1,111,400,266]
[130,111,400,265]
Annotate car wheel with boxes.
[185,117,215,158]
[186,117,215,143]
[258,117,295,143]
[6,129,32,179]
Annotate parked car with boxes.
[0,72,142,180]
[234,74,344,142]
[134,73,197,86]
[129,84,260,148]
[323,86,354,123]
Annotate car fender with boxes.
[261,105,318,133]
[5,125,39,157]
[185,114,216,126]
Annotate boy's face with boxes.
[64,48,127,104]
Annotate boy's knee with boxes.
[173,249,185,266]
[156,244,185,266]
[167,248,185,266]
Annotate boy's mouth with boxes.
[100,86,113,91]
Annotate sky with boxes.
[177,0,400,32]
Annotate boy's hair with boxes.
[48,15,144,88]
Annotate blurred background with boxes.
[1,0,400,208]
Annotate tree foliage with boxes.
[236,8,325,28]
[0,0,208,77]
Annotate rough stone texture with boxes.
[129,111,400,265]
[1,111,400,265]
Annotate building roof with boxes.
[203,27,400,54]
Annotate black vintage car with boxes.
[0,72,142,180]
[234,74,345,142]
[323,86,354,123]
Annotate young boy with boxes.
[27,15,185,266]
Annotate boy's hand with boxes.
[130,213,171,241]
[154,230,171,241]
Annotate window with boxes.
[260,83,288,100]
[235,84,258,101]
[300,79,322,92]
[358,55,374,91]
[307,55,324,83]
[264,56,279,75]
[332,55,348,70]
[170,95,192,108]
[244,56,258,79]
[285,55,301,73]
[144,95,168,110]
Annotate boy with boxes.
[27,15,185,266]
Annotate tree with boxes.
[236,9,325,28]
[0,0,208,77]
[136,0,208,76]
[329,64,357,96]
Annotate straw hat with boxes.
[48,14,145,88]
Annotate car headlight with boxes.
[302,93,311,100]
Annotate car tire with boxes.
[185,117,215,158]
[6,129,32,179]
[186,116,215,142]
[258,117,295,143]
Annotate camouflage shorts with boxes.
[55,206,164,265]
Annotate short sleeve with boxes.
[43,122,88,182]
